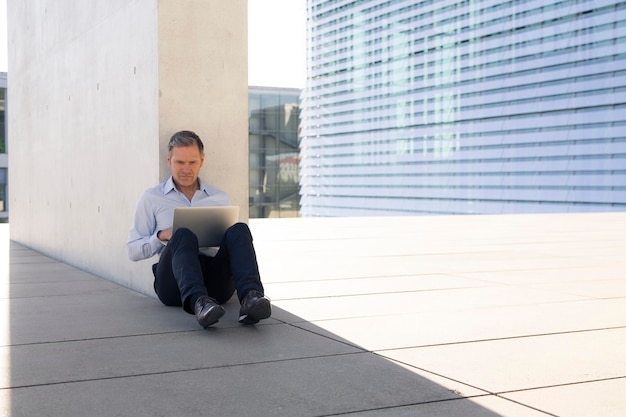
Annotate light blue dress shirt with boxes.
[127,176,230,261]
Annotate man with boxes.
[127,130,271,328]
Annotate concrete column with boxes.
[7,0,248,295]
[157,1,249,210]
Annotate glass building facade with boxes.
[0,72,7,222]
[249,86,302,218]
[299,0,626,216]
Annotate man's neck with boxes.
[175,179,200,202]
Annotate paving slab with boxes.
[522,278,626,299]
[271,285,586,322]
[3,290,286,346]
[332,395,553,417]
[259,251,606,282]
[259,254,456,281]
[264,273,491,300]
[4,260,81,274]
[424,250,606,273]
[292,298,626,350]
[501,377,626,417]
[379,327,626,393]
[2,276,127,298]
[3,290,190,345]
[2,268,111,284]
[385,359,489,398]
[3,353,479,417]
[456,265,625,285]
[2,322,361,389]
[2,212,626,417]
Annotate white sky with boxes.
[0,0,6,72]
[0,1,306,88]
[248,0,306,88]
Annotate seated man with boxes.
[127,130,271,327]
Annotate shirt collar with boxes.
[162,177,177,195]
[197,178,212,196]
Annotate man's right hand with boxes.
[157,228,173,241]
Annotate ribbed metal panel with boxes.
[300,0,626,216]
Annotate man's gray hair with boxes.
[168,130,205,154]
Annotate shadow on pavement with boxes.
[2,240,513,417]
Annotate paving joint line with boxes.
[269,285,491,301]
[282,321,368,351]
[495,375,626,396]
[492,396,559,417]
[1,322,283,348]
[313,394,497,417]
[0,351,364,391]
[371,325,626,352]
[264,271,471,284]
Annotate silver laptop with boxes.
[172,206,240,247]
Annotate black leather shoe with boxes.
[194,296,225,328]
[239,290,271,325]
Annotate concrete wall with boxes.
[7,0,248,296]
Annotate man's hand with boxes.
[157,228,173,241]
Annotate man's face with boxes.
[167,145,205,188]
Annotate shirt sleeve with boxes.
[127,191,166,261]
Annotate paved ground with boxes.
[1,212,625,417]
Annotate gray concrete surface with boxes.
[8,0,250,295]
[1,212,625,416]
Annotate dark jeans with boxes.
[152,222,264,314]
